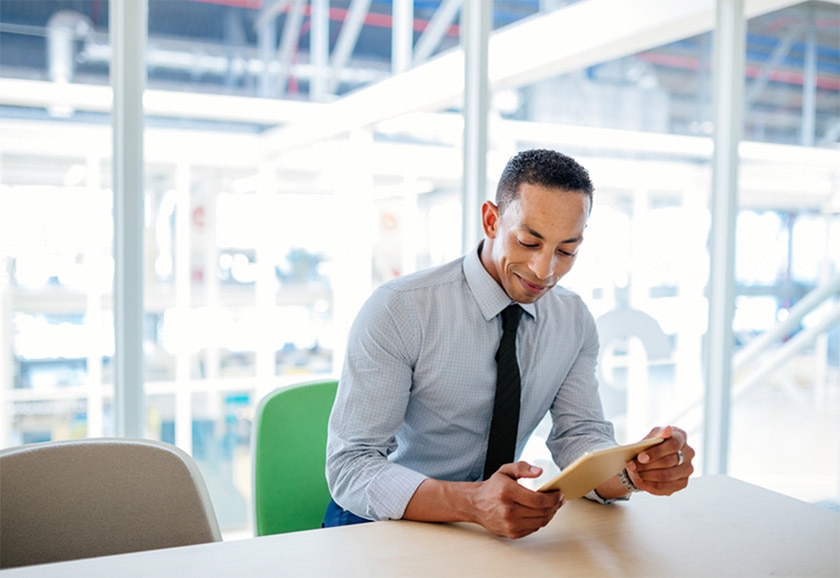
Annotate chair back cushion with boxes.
[252,379,338,536]
[0,438,221,568]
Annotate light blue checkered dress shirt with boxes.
[326,244,617,521]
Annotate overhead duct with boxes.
[44,9,385,104]
[75,33,387,98]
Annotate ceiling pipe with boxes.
[41,6,838,99]
[47,10,92,84]
[47,10,92,117]
[76,29,387,89]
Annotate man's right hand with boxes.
[469,461,565,539]
[403,461,564,539]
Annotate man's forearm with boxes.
[401,463,565,539]
[402,478,480,523]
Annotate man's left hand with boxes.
[626,425,694,496]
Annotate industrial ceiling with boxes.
[0,0,837,148]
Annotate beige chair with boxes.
[0,437,222,569]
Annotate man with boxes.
[325,149,695,538]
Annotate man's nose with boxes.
[531,250,555,280]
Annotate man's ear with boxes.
[481,201,500,238]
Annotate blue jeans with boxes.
[322,498,373,528]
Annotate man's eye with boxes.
[558,249,576,257]
[518,240,538,248]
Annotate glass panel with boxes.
[1,144,115,442]
[2,0,838,540]
[729,205,840,505]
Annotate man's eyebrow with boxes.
[524,226,582,244]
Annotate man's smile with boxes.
[517,274,550,295]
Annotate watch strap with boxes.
[617,468,640,493]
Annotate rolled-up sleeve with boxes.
[326,288,427,520]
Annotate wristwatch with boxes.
[617,468,640,493]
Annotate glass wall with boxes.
[1,0,838,536]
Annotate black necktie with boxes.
[483,304,523,480]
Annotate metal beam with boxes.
[413,0,462,66]
[745,19,805,107]
[276,0,306,96]
[667,283,840,433]
[732,302,840,401]
[255,0,290,30]
[736,274,840,372]
[327,0,372,95]
[257,1,278,97]
[0,78,329,123]
[223,8,247,90]
[260,0,802,158]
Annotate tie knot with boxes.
[501,304,523,332]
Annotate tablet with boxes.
[537,437,665,498]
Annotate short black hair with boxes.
[495,149,594,214]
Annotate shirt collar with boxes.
[463,241,536,322]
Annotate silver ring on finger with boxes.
[676,449,685,466]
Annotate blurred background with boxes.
[0,0,838,537]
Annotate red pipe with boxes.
[638,51,840,91]
[185,0,460,35]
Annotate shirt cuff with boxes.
[365,464,429,520]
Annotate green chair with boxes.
[252,378,338,536]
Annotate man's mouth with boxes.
[518,275,547,295]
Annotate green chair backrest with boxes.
[252,379,338,536]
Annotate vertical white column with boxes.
[704,0,745,475]
[257,4,277,98]
[174,162,193,453]
[111,0,147,438]
[85,154,105,438]
[800,5,816,147]
[391,0,414,74]
[627,186,650,437]
[310,0,329,101]
[203,194,221,383]
[461,0,490,253]
[255,163,278,401]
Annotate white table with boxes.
[3,475,838,577]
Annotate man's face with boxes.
[481,182,589,304]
